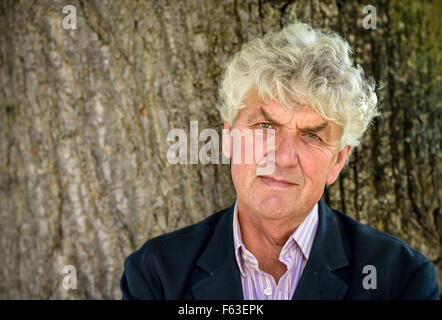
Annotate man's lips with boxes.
[258,175,296,188]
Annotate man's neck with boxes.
[236,202,311,282]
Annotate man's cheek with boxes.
[230,129,254,165]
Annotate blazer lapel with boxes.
[292,200,350,300]
[191,203,243,300]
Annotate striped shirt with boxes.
[233,201,319,300]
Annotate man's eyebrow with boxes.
[249,107,284,126]
[298,122,329,132]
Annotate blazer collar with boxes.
[292,200,350,299]
[191,199,350,300]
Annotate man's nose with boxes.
[274,130,298,168]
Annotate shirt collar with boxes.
[233,201,247,277]
[233,200,319,277]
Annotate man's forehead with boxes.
[244,91,311,116]
[245,88,308,108]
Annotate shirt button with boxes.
[264,287,272,296]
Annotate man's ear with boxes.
[326,145,352,185]
[222,121,232,159]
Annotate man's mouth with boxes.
[258,175,296,188]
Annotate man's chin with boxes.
[251,195,295,219]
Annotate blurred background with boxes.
[0,0,440,299]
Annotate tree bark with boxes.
[0,0,440,299]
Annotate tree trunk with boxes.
[0,0,440,299]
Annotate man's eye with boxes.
[259,123,273,129]
[306,132,320,141]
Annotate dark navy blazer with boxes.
[120,200,439,299]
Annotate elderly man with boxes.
[120,23,439,300]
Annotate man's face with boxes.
[223,90,352,221]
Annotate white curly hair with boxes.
[216,22,380,151]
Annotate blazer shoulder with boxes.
[127,205,232,265]
[121,205,234,299]
[328,207,439,299]
[331,208,431,267]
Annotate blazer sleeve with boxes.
[120,256,159,300]
[399,261,440,300]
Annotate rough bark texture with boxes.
[0,0,440,299]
